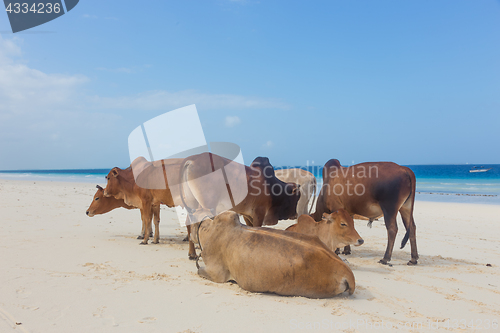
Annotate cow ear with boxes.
[111,168,119,178]
[96,185,103,190]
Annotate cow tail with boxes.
[308,176,317,215]
[179,159,194,214]
[400,168,416,249]
[401,228,410,250]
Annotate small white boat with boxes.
[469,166,492,173]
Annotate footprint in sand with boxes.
[138,317,157,324]
[15,288,31,299]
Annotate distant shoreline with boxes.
[1,178,498,205]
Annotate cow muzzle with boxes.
[355,239,364,246]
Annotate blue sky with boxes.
[0,0,499,170]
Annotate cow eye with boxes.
[95,197,100,201]
[341,223,347,227]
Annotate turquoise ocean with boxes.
[1,164,499,204]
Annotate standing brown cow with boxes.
[86,185,160,240]
[313,159,418,265]
[103,157,184,245]
[179,154,300,227]
[178,154,301,259]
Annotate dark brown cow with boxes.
[178,154,300,259]
[190,211,355,298]
[179,154,300,227]
[286,210,363,252]
[313,159,418,265]
[86,185,160,240]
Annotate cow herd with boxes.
[86,153,418,298]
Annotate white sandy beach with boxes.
[0,179,499,333]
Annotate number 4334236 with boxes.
[6,3,61,14]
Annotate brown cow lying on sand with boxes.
[86,185,160,240]
[313,159,418,265]
[190,211,355,298]
[286,210,363,252]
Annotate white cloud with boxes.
[96,67,134,73]
[0,35,288,169]
[225,116,241,127]
[0,36,88,117]
[89,90,288,111]
[262,140,273,148]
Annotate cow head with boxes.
[251,156,275,180]
[281,182,301,219]
[322,210,363,249]
[104,167,124,199]
[86,185,128,217]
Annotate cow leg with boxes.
[379,207,398,265]
[400,205,418,265]
[139,207,153,245]
[197,259,230,283]
[186,218,198,260]
[152,205,160,244]
[137,218,146,239]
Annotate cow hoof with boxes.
[407,260,418,266]
[335,248,340,255]
[139,241,148,245]
[152,241,159,244]
[182,236,189,242]
[342,251,351,255]
[378,259,391,266]
[137,235,144,240]
[188,254,198,260]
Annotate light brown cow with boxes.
[275,168,317,216]
[86,185,160,240]
[313,159,418,265]
[104,157,185,245]
[286,210,363,252]
[190,211,355,298]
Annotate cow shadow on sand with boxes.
[114,234,188,245]
[344,247,482,269]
